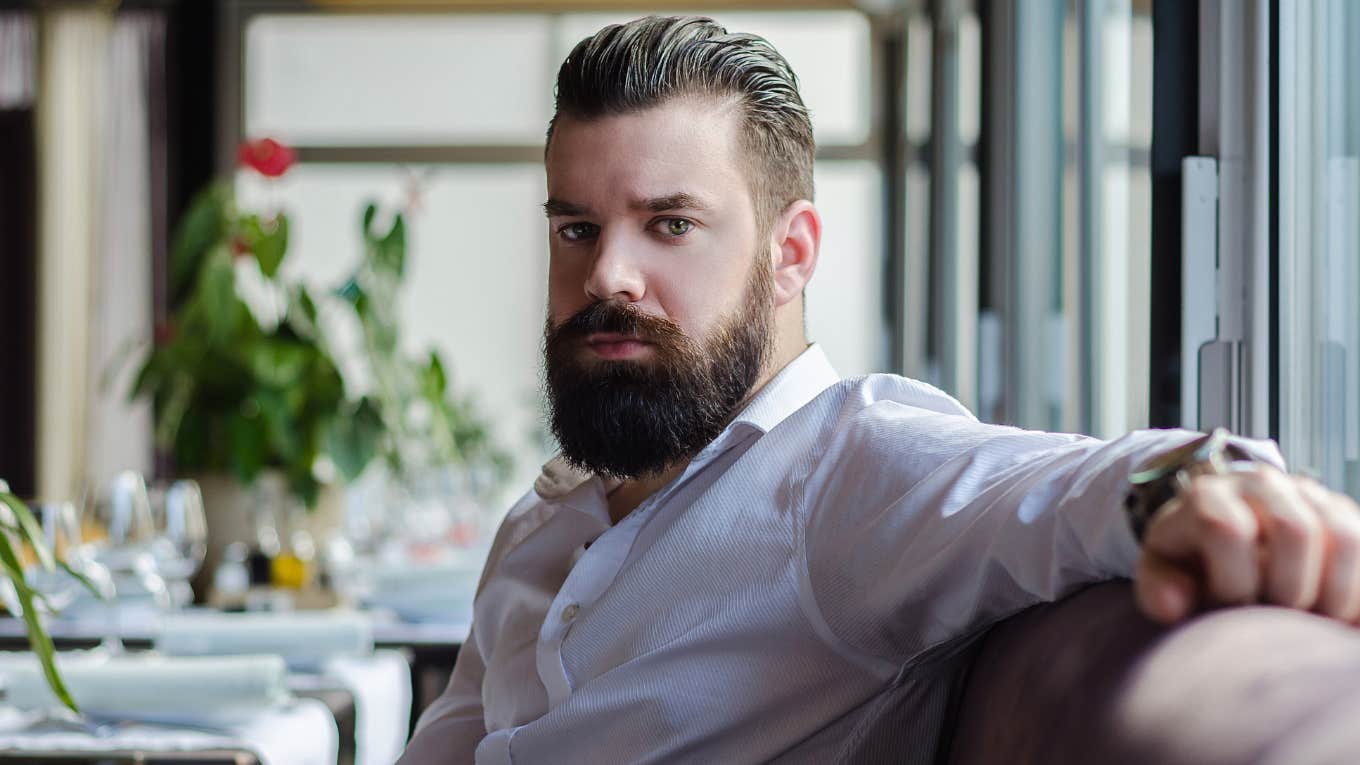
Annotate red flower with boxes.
[154,321,176,346]
[237,137,296,178]
[230,235,252,257]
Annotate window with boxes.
[918,0,1153,435]
[1279,0,1360,496]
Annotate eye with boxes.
[656,218,694,237]
[558,222,599,242]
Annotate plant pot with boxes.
[190,470,342,602]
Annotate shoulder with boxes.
[799,374,1097,502]
[474,486,556,597]
[808,373,988,457]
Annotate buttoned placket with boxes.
[532,425,762,710]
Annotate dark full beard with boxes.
[543,261,774,480]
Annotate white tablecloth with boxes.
[0,697,338,765]
[318,650,411,765]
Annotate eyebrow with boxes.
[636,192,712,213]
[543,198,588,217]
[542,192,713,218]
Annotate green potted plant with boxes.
[132,139,356,509]
[128,138,371,580]
[130,138,510,577]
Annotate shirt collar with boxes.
[728,343,841,435]
[533,343,840,506]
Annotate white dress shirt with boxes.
[398,344,1281,764]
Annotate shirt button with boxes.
[561,603,580,622]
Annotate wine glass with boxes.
[81,471,172,639]
[0,500,115,621]
[150,479,208,607]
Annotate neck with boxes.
[604,334,809,524]
[606,463,685,524]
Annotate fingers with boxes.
[1134,551,1199,624]
[1136,466,1360,626]
[1298,478,1360,622]
[1142,480,1260,606]
[1237,469,1325,610]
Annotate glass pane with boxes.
[902,163,931,379]
[1280,1,1360,497]
[904,12,932,145]
[0,12,36,108]
[553,11,872,146]
[805,161,887,377]
[236,164,551,497]
[1089,4,1154,436]
[957,11,981,146]
[244,15,555,145]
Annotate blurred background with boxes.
[0,1,1355,759]
[0,0,1356,581]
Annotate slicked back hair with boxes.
[547,16,816,233]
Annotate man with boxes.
[400,16,1360,764]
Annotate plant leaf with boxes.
[227,411,267,484]
[361,203,377,239]
[0,527,78,712]
[424,352,448,397]
[379,213,406,277]
[335,277,363,305]
[324,397,384,481]
[57,558,106,600]
[192,248,241,346]
[0,492,54,572]
[169,184,230,306]
[245,213,289,278]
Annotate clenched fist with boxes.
[1135,467,1360,624]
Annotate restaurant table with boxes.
[0,749,260,763]
[290,679,356,765]
[0,616,465,740]
[0,697,338,765]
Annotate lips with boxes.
[586,333,652,360]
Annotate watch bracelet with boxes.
[1124,430,1262,542]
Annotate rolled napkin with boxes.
[0,651,290,721]
[155,611,373,669]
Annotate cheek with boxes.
[547,249,589,317]
[645,257,751,335]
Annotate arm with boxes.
[395,489,546,764]
[799,400,1283,665]
[396,627,487,765]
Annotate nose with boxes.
[583,231,646,304]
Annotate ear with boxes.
[768,200,821,307]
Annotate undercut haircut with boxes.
[547,15,816,232]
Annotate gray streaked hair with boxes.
[547,15,816,230]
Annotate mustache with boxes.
[549,301,685,345]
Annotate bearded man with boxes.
[399,15,1360,764]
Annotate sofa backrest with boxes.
[947,580,1360,765]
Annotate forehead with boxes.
[545,98,751,208]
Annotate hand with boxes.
[1134,467,1360,624]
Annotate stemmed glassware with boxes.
[0,500,115,622]
[149,479,208,608]
[80,471,173,638]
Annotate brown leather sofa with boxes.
[947,580,1360,765]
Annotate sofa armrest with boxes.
[947,580,1360,765]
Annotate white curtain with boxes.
[36,8,159,501]
[86,15,160,495]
